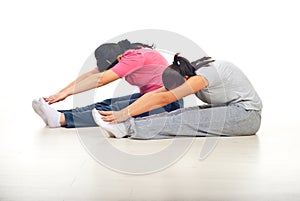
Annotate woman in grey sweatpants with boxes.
[94,54,262,139]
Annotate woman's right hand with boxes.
[44,91,69,104]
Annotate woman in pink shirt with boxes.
[32,40,182,128]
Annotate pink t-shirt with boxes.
[110,48,169,94]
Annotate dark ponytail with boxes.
[130,42,155,49]
[171,53,197,76]
[162,53,214,90]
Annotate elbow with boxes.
[96,78,102,87]
[96,73,104,87]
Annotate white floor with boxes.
[1,96,300,201]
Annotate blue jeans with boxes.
[59,93,183,128]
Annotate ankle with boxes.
[59,113,66,126]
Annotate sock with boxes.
[92,108,109,126]
[90,109,113,137]
[40,104,61,128]
[92,108,127,138]
[32,99,48,125]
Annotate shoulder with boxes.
[195,60,231,86]
[120,49,145,63]
[123,49,143,56]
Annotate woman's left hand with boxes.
[99,109,130,123]
[44,91,69,104]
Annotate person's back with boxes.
[195,60,262,111]
[110,48,169,94]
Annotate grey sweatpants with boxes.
[126,104,261,139]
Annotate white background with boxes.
[0,0,299,130]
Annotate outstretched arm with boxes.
[45,69,120,104]
[44,68,99,104]
[100,75,208,123]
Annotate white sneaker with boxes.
[92,109,127,138]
